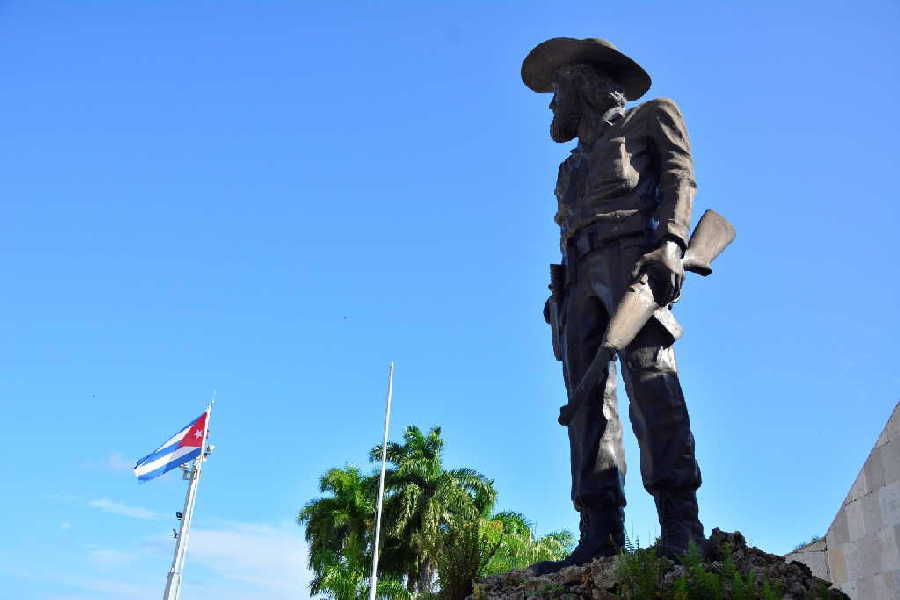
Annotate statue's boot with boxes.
[528,506,625,575]
[654,490,706,559]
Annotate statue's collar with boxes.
[572,107,626,155]
[602,106,626,126]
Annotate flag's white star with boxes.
[193,429,202,439]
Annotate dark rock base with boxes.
[468,529,848,600]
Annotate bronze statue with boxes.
[521,38,735,573]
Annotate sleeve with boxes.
[646,98,696,250]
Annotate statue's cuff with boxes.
[656,231,688,254]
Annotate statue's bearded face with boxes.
[549,64,626,143]
[549,78,581,143]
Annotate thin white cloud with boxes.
[87,548,136,568]
[106,452,134,472]
[3,567,158,600]
[186,520,311,598]
[88,498,161,520]
[79,451,135,473]
[58,576,157,600]
[60,521,72,530]
[9,518,312,600]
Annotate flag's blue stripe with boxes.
[133,415,202,469]
[134,440,186,468]
[137,447,201,482]
[154,424,190,451]
[150,419,194,452]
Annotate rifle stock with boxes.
[558,209,736,426]
[682,209,736,276]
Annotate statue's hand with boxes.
[630,240,684,306]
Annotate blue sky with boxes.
[1,1,898,598]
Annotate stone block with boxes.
[829,509,850,544]
[893,524,900,565]
[828,542,848,585]
[876,525,900,573]
[883,439,900,485]
[790,549,829,581]
[863,490,884,535]
[843,544,862,581]
[865,446,887,490]
[871,573,896,600]
[878,427,889,448]
[876,403,900,449]
[846,470,868,504]
[880,480,900,528]
[845,498,866,542]
[855,575,875,600]
[856,532,883,578]
[825,402,900,599]
[837,579,856,599]
[882,569,900,600]
[872,574,897,600]
[807,539,827,553]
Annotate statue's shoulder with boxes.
[624,98,689,140]
[630,97,685,121]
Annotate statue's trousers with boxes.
[557,235,703,510]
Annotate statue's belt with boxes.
[566,213,649,261]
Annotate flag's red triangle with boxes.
[179,412,208,448]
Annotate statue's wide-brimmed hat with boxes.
[522,37,651,100]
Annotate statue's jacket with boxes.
[553,98,696,344]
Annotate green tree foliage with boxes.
[308,550,411,600]
[372,426,497,594]
[480,512,573,575]
[434,519,483,600]
[434,512,573,600]
[299,466,376,575]
[300,425,571,600]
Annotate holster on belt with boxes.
[544,263,566,361]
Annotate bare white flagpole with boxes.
[163,395,215,600]
[369,363,394,600]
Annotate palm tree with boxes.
[480,511,574,575]
[309,550,411,600]
[299,466,376,578]
[309,551,366,600]
[434,512,573,600]
[372,426,497,594]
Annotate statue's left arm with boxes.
[648,97,696,250]
[631,98,696,305]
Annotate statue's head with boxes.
[522,38,651,142]
[549,63,627,143]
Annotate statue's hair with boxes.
[555,63,626,112]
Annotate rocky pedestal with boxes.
[468,530,849,600]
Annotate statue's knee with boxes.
[624,345,677,374]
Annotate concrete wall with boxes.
[785,538,828,581]
[799,401,900,599]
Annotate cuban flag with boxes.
[134,411,208,482]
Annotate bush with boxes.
[613,538,792,600]
[616,546,664,599]
[790,535,823,553]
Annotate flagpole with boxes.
[369,363,394,600]
[163,398,214,600]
